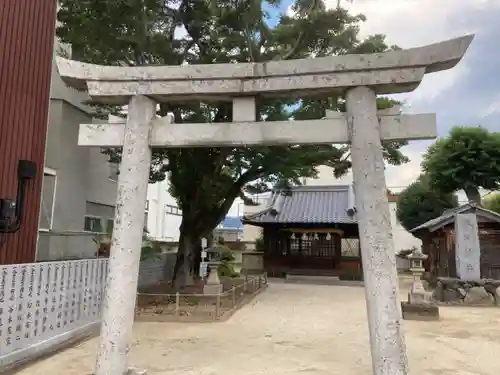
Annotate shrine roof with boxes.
[410,202,500,235]
[242,185,356,226]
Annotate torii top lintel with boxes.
[56,35,473,105]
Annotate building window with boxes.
[39,169,57,231]
[106,218,114,236]
[84,216,103,233]
[144,201,149,232]
[109,162,119,181]
[165,204,182,216]
[341,238,360,257]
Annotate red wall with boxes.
[0,0,57,264]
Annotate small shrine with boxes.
[243,185,362,278]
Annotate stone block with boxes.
[464,286,495,305]
[126,368,147,375]
[203,283,223,295]
[433,277,500,305]
[455,213,481,280]
[401,302,440,321]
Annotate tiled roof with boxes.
[410,202,500,233]
[221,216,244,230]
[242,185,356,225]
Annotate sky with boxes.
[228,0,500,216]
[268,0,499,200]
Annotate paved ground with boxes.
[16,280,500,375]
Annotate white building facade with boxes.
[145,179,182,242]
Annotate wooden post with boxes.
[215,293,220,318]
[175,292,180,316]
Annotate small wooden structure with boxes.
[242,186,362,278]
[411,203,500,279]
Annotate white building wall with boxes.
[146,179,182,242]
[389,201,422,253]
[243,203,266,243]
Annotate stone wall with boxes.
[432,277,500,306]
[138,253,176,288]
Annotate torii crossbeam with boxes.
[56,34,473,375]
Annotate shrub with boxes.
[255,232,264,251]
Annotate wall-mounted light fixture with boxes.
[0,160,37,233]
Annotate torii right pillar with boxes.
[347,86,409,374]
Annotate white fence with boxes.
[0,254,175,370]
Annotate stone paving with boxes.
[15,280,500,375]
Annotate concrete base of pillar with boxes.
[90,367,147,375]
[126,368,147,375]
[401,301,440,321]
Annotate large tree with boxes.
[396,174,458,233]
[57,0,409,285]
[422,126,500,204]
[483,193,500,214]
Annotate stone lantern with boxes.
[408,248,427,279]
[407,248,428,304]
[203,246,225,295]
[401,248,439,321]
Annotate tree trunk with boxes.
[171,221,203,288]
[464,186,481,205]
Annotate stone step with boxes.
[285,274,364,287]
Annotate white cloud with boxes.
[333,0,494,105]
[385,143,427,191]
[478,94,500,118]
[321,0,499,189]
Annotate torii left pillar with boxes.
[95,96,156,375]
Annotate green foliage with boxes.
[218,261,239,278]
[216,248,238,277]
[422,126,500,203]
[396,175,458,232]
[483,193,500,214]
[217,247,235,262]
[255,231,265,251]
[56,0,410,280]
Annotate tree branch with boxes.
[195,165,266,235]
[275,0,319,61]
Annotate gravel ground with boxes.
[14,279,500,375]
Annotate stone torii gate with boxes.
[57,35,473,375]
